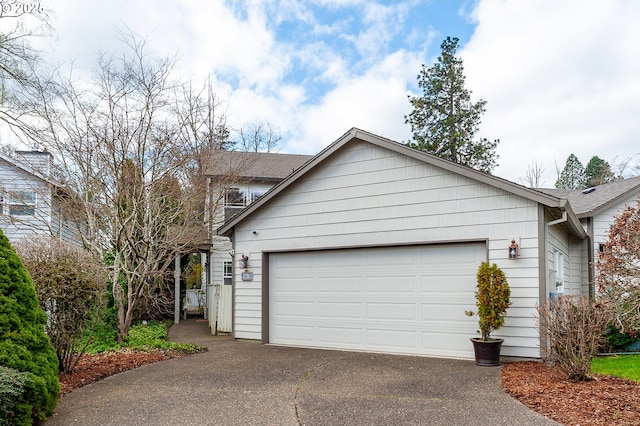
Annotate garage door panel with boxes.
[274,277,315,293]
[275,324,315,342]
[368,277,416,293]
[318,302,362,319]
[318,276,361,292]
[367,302,417,320]
[270,243,485,358]
[272,300,314,318]
[367,329,417,349]
[318,327,362,345]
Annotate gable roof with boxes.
[205,150,314,182]
[0,151,58,187]
[537,176,640,218]
[218,128,586,238]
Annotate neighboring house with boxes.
[217,128,640,360]
[0,150,81,245]
[203,150,313,333]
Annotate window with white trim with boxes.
[7,191,36,216]
[223,261,232,285]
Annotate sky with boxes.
[5,0,640,186]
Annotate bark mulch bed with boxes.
[59,352,639,425]
[58,349,196,396]
[502,361,640,425]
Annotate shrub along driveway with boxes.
[46,321,558,425]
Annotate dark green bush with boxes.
[605,325,640,352]
[0,229,59,424]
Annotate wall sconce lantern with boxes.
[508,240,519,260]
[239,254,249,269]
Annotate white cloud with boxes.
[289,49,421,153]
[14,0,640,186]
[462,0,640,184]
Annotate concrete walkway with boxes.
[46,320,559,425]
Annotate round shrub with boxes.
[0,229,59,424]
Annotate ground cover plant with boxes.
[58,321,203,395]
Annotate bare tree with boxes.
[237,120,281,152]
[26,30,230,341]
[518,159,545,188]
[0,7,52,139]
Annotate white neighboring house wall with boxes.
[224,139,568,358]
[592,198,637,266]
[0,151,82,246]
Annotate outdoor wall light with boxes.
[252,230,258,235]
[508,239,519,260]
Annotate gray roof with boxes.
[537,175,640,217]
[205,150,313,181]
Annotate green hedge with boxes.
[0,229,59,424]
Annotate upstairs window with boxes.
[7,191,36,216]
[225,188,245,207]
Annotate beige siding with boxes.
[232,141,543,357]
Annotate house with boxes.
[217,128,640,360]
[203,150,313,332]
[0,150,81,245]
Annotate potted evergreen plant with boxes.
[468,261,511,366]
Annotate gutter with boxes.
[546,211,567,227]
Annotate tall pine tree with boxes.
[555,153,586,189]
[584,156,615,187]
[405,37,499,173]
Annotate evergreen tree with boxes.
[555,154,586,189]
[0,228,59,423]
[584,156,615,187]
[405,36,499,173]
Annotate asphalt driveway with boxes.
[46,320,558,425]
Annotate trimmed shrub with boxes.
[0,229,59,423]
[475,262,511,341]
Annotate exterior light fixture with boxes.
[508,240,519,260]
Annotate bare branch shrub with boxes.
[537,295,613,381]
[596,197,640,337]
[15,237,107,372]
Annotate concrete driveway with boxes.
[46,320,558,425]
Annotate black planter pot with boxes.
[470,338,504,366]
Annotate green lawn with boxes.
[591,355,640,382]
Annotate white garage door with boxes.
[269,242,485,359]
